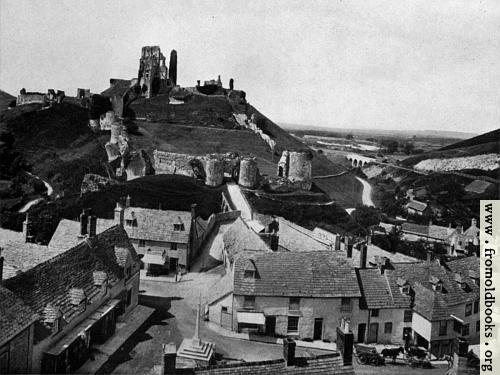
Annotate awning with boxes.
[143,252,166,265]
[44,299,120,356]
[450,314,464,324]
[237,311,265,325]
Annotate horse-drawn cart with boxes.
[354,344,385,366]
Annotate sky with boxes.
[1,0,499,133]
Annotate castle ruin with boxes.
[277,150,313,190]
[137,46,177,98]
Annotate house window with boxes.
[474,300,479,314]
[476,320,480,332]
[289,297,300,311]
[221,306,228,313]
[384,322,393,334]
[170,243,178,250]
[243,296,255,309]
[341,297,352,312]
[174,223,185,231]
[462,323,470,336]
[244,269,255,278]
[139,239,146,247]
[402,285,410,294]
[404,310,413,322]
[439,321,447,336]
[465,303,472,317]
[287,316,299,333]
[371,309,379,317]
[434,283,443,292]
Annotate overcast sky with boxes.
[1,0,499,133]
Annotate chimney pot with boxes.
[79,211,88,236]
[89,215,97,238]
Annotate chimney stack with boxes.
[114,202,124,226]
[283,338,296,366]
[336,318,354,366]
[360,244,367,269]
[346,242,353,258]
[125,195,131,208]
[334,236,341,251]
[79,210,88,237]
[162,343,177,374]
[270,233,279,251]
[89,215,97,238]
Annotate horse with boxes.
[381,347,404,362]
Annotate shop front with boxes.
[41,299,120,374]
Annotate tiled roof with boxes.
[3,225,138,341]
[48,218,115,251]
[223,217,270,262]
[357,268,412,309]
[406,200,427,212]
[0,227,24,245]
[194,353,354,374]
[387,257,480,320]
[401,223,455,241]
[275,217,330,252]
[0,286,37,346]
[122,207,192,243]
[1,241,65,279]
[234,251,360,298]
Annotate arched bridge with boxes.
[345,153,376,168]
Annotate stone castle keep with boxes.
[137,46,177,98]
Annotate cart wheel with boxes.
[370,357,380,366]
[359,355,368,365]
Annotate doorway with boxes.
[265,316,276,335]
[357,323,366,343]
[313,318,323,340]
[367,323,378,343]
[169,257,178,272]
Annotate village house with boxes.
[1,225,141,374]
[448,218,480,257]
[404,199,429,216]
[401,221,456,243]
[386,256,480,358]
[114,199,205,274]
[208,251,362,342]
[356,255,413,345]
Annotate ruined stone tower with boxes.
[238,157,259,189]
[204,156,224,187]
[169,50,177,86]
[277,150,313,190]
[138,46,168,98]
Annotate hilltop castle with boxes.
[136,46,177,98]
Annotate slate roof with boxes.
[387,257,480,321]
[350,244,418,265]
[48,218,115,251]
[234,251,360,298]
[401,223,455,241]
[122,207,192,243]
[1,241,65,279]
[357,268,412,309]
[223,217,270,262]
[3,225,139,342]
[275,217,330,252]
[194,353,354,374]
[0,286,37,346]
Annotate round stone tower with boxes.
[205,156,224,187]
[288,151,313,183]
[238,157,259,189]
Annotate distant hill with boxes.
[0,89,15,111]
[402,128,499,168]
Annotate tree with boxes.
[402,141,415,155]
[351,206,381,229]
[381,139,399,154]
[345,133,354,140]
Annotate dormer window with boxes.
[454,273,468,291]
[174,223,185,231]
[69,288,87,313]
[397,277,410,294]
[434,283,443,292]
[243,259,258,279]
[43,304,63,333]
[402,285,411,294]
